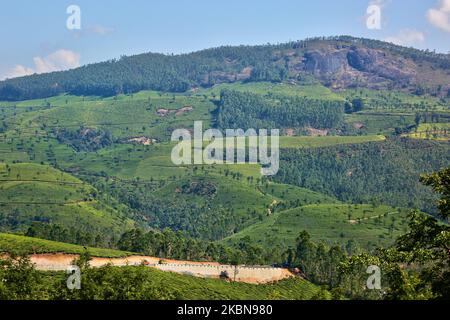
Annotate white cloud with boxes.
[384,29,426,46]
[33,50,80,73]
[4,65,35,79]
[1,49,80,80]
[427,0,450,32]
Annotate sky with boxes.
[0,0,449,80]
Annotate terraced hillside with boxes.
[0,163,134,242]
[0,85,447,245]
[0,232,133,257]
[223,204,410,251]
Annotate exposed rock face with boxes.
[196,44,428,92]
[346,47,416,81]
[299,46,417,90]
[196,41,450,97]
[304,50,347,75]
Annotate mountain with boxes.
[1,36,449,101]
[0,35,449,300]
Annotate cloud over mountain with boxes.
[427,0,450,33]
[1,49,80,80]
[385,29,425,46]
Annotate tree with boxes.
[414,113,421,130]
[0,254,42,300]
[390,168,450,299]
[351,98,365,112]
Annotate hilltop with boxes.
[0,36,449,101]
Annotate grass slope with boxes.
[79,266,324,300]
[223,204,410,251]
[279,135,386,148]
[198,81,344,101]
[0,163,134,234]
[0,232,133,257]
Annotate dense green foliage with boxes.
[260,167,449,300]
[217,89,344,130]
[56,127,114,152]
[25,222,115,248]
[355,168,449,299]
[275,138,450,214]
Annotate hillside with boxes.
[223,204,410,251]
[0,232,133,257]
[50,266,324,300]
[0,87,446,244]
[3,262,324,300]
[1,36,449,101]
[0,232,326,299]
[0,163,134,244]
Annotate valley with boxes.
[0,36,449,300]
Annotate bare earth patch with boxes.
[157,106,194,117]
[127,136,157,145]
[26,253,292,284]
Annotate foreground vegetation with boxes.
[0,254,325,300]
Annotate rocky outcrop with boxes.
[195,43,427,92]
[346,47,416,82]
[299,46,417,90]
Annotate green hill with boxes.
[1,36,448,101]
[108,169,338,240]
[0,163,134,240]
[0,232,133,257]
[223,204,410,251]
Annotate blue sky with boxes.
[1,0,449,79]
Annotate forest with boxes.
[217,89,345,130]
[0,36,449,101]
[275,138,450,215]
